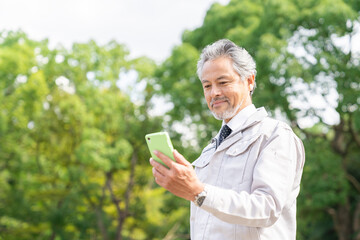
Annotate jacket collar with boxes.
[222,104,256,132]
[214,107,268,152]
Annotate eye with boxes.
[203,84,211,89]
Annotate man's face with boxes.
[200,56,254,122]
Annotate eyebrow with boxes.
[201,79,210,84]
[216,75,228,81]
[201,75,229,84]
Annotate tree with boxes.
[0,31,188,240]
[154,0,360,239]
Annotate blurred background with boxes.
[0,0,359,239]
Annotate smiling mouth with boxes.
[211,98,229,108]
[212,101,226,107]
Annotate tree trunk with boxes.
[114,151,138,240]
[328,199,352,240]
[354,201,360,240]
[95,208,109,240]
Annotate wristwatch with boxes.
[193,185,207,207]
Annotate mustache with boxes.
[210,97,229,107]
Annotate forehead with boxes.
[200,57,236,81]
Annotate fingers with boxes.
[173,149,191,166]
[151,149,191,169]
[153,150,174,169]
[149,158,168,175]
[150,158,167,185]
[150,161,164,176]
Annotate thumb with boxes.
[173,149,191,166]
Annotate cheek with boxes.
[225,90,240,104]
[204,90,210,101]
[222,89,233,99]
[205,95,212,107]
[206,94,216,109]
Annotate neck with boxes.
[225,97,252,123]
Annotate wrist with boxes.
[193,184,208,207]
[192,182,205,201]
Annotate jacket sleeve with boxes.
[200,124,305,227]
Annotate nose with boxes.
[210,84,221,98]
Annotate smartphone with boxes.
[145,132,175,167]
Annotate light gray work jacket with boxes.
[190,107,305,240]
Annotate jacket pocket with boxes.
[192,143,215,167]
[222,134,261,189]
[192,145,215,182]
[226,134,261,156]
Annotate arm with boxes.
[201,126,305,227]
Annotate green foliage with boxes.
[0,30,187,240]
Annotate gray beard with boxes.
[211,96,244,120]
[211,103,240,120]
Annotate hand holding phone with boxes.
[145,132,175,167]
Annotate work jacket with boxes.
[190,107,305,240]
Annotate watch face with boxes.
[197,196,206,207]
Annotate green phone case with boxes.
[145,132,175,167]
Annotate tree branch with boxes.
[106,150,138,240]
[349,114,360,148]
[294,121,327,139]
[345,173,360,194]
[331,119,347,156]
[163,222,181,240]
[68,169,109,240]
[124,150,137,217]
[327,200,351,240]
[106,172,123,240]
[106,172,122,216]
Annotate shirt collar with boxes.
[222,104,257,131]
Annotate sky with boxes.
[0,0,357,128]
[0,0,229,62]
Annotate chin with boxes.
[211,104,240,121]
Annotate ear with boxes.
[247,75,255,91]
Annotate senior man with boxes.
[150,39,305,239]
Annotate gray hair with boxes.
[197,39,257,95]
